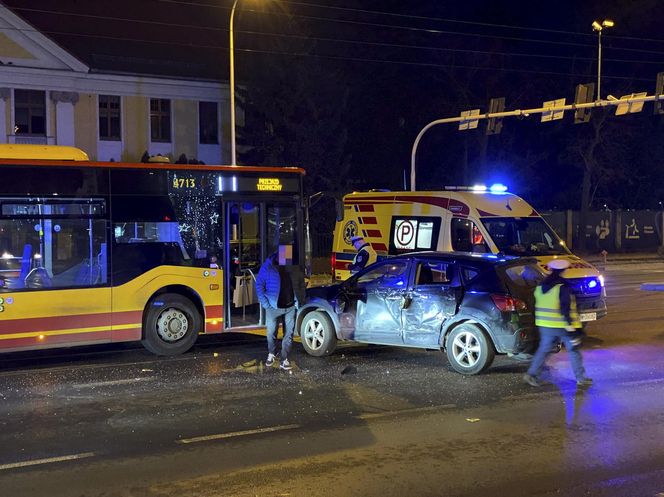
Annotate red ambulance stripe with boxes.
[361,217,377,224]
[358,205,375,212]
[366,230,381,237]
[335,260,351,270]
[371,243,388,252]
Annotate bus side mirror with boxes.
[335,199,344,222]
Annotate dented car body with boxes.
[298,252,544,375]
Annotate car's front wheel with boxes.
[300,311,337,357]
[444,323,495,375]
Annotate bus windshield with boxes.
[481,217,570,256]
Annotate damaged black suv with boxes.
[297,252,544,375]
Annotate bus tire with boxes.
[300,311,337,357]
[142,293,201,356]
[444,323,495,375]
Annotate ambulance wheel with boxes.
[142,294,200,356]
[301,311,337,357]
[444,323,494,375]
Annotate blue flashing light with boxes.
[489,183,508,193]
[588,279,598,289]
[472,184,487,192]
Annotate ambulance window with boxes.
[451,218,488,253]
[389,216,441,254]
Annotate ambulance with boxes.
[332,185,607,321]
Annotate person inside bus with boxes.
[256,245,305,371]
[348,235,377,274]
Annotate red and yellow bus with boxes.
[0,145,306,355]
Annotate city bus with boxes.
[0,145,306,355]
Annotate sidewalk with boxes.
[584,251,664,266]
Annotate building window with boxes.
[14,90,46,135]
[199,101,218,144]
[150,98,171,142]
[99,95,121,141]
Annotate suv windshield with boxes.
[481,217,570,256]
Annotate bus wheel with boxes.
[444,323,495,375]
[300,311,337,357]
[142,294,200,356]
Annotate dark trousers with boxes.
[527,326,586,380]
[265,306,296,360]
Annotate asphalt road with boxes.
[1,263,664,497]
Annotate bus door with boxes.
[224,201,263,328]
[223,200,301,329]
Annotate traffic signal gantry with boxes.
[410,72,664,191]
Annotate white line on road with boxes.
[72,377,156,389]
[0,452,95,471]
[176,424,301,444]
[355,404,457,420]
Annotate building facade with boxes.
[0,3,231,164]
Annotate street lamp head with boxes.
[592,20,602,32]
[602,19,615,28]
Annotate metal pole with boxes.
[597,29,602,100]
[229,0,239,166]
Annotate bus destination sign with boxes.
[217,175,299,194]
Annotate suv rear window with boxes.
[503,263,546,288]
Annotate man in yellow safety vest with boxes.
[523,259,593,387]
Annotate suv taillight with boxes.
[491,294,527,312]
[331,252,337,279]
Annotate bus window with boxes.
[267,204,299,264]
[0,198,108,291]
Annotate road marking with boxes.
[176,424,300,444]
[355,404,456,420]
[621,378,664,386]
[0,452,95,471]
[72,377,156,389]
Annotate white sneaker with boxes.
[280,359,292,371]
[265,354,276,367]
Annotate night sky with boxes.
[5,0,664,209]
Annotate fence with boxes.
[541,210,664,252]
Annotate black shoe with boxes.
[576,377,593,387]
[523,374,541,387]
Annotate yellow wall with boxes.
[74,93,97,159]
[173,99,197,161]
[122,96,148,162]
[4,97,10,137]
[0,33,35,59]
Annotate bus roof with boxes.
[0,145,305,175]
[0,145,90,161]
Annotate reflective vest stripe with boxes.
[534,284,581,328]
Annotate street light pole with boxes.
[229,0,239,165]
[592,19,614,101]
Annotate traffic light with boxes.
[574,83,595,124]
[655,72,664,115]
[486,97,505,135]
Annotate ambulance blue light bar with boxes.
[444,184,509,193]
[489,183,508,193]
